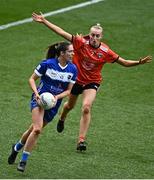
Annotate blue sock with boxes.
[21,151,30,162]
[14,140,24,152]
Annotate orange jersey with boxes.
[72,35,119,85]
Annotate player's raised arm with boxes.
[116,55,152,67]
[32,12,72,41]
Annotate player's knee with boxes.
[82,104,91,114]
[65,102,74,110]
[33,128,42,135]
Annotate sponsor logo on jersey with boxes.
[46,68,73,82]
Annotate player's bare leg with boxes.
[77,89,97,151]
[57,94,78,133]
[17,107,45,172]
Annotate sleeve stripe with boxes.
[71,35,74,42]
[34,69,42,77]
[112,56,119,63]
[70,80,76,84]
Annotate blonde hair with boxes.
[90,23,103,32]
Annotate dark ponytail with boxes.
[46,43,58,59]
[46,41,71,59]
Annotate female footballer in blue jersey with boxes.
[8,41,77,172]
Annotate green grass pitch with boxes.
[0,0,154,178]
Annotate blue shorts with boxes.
[30,94,62,123]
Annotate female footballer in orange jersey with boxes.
[32,12,152,151]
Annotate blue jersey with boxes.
[30,58,77,123]
[34,58,77,95]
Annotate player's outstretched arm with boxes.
[138,55,152,64]
[116,55,152,67]
[32,12,72,41]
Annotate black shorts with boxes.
[71,82,100,95]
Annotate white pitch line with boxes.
[0,0,105,31]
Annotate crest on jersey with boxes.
[97,53,103,58]
[67,74,72,80]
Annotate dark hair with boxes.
[46,41,71,59]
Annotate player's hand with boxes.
[32,12,45,23]
[139,55,152,64]
[53,96,58,107]
[35,93,41,104]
